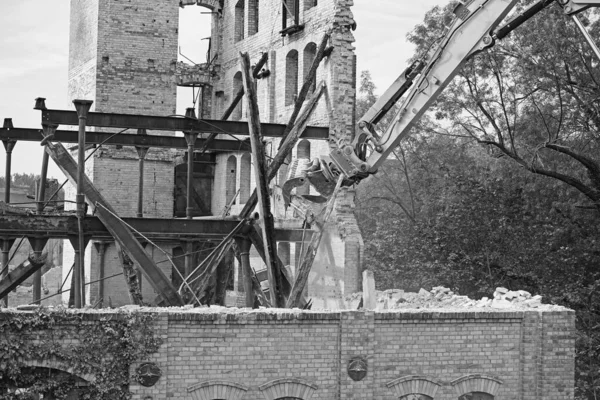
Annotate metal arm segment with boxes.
[331,0,521,176]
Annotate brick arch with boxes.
[451,374,503,397]
[179,0,222,13]
[259,378,318,400]
[24,358,95,383]
[386,375,441,399]
[186,380,248,400]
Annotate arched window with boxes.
[459,393,494,400]
[248,0,259,35]
[239,153,251,203]
[451,375,502,399]
[234,0,245,42]
[386,376,441,400]
[304,0,317,10]
[232,72,243,120]
[285,50,299,106]
[297,139,310,160]
[187,380,248,400]
[226,156,238,205]
[259,378,317,400]
[303,42,317,93]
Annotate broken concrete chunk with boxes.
[418,288,431,297]
[491,299,513,309]
[496,287,509,294]
[518,290,532,299]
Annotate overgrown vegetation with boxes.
[354,1,600,398]
[0,308,162,399]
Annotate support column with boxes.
[0,238,15,307]
[183,108,198,220]
[37,124,57,213]
[135,129,149,218]
[2,118,16,204]
[73,99,93,308]
[27,237,48,305]
[93,241,110,308]
[235,237,254,307]
[181,240,195,278]
[68,235,91,308]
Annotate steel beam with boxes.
[40,109,329,139]
[0,255,47,301]
[94,203,184,306]
[0,127,252,152]
[0,214,312,242]
[42,139,184,307]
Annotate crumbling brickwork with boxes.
[65,0,363,307]
[1,307,575,399]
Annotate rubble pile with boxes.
[357,286,553,311]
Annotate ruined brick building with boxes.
[65,0,362,308]
[0,1,576,398]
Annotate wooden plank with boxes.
[239,51,285,307]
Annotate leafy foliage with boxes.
[0,308,162,399]
[354,1,600,396]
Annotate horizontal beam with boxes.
[40,109,329,139]
[0,215,311,242]
[0,127,251,152]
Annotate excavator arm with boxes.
[284,0,600,203]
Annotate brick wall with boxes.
[1,308,575,399]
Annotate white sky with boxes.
[0,0,444,180]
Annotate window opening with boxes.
[235,0,245,42]
[240,153,251,203]
[285,50,299,106]
[280,0,304,36]
[177,4,212,117]
[232,72,243,120]
[304,0,317,10]
[303,42,317,94]
[248,0,259,35]
[226,156,238,205]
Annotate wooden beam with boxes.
[239,52,285,307]
[286,175,344,307]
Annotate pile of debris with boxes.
[345,286,552,311]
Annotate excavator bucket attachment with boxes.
[281,157,338,208]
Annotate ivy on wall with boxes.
[0,308,162,399]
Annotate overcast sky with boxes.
[0,0,444,180]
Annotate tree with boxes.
[407,2,600,212]
[354,1,600,397]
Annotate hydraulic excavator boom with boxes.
[284,0,600,202]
